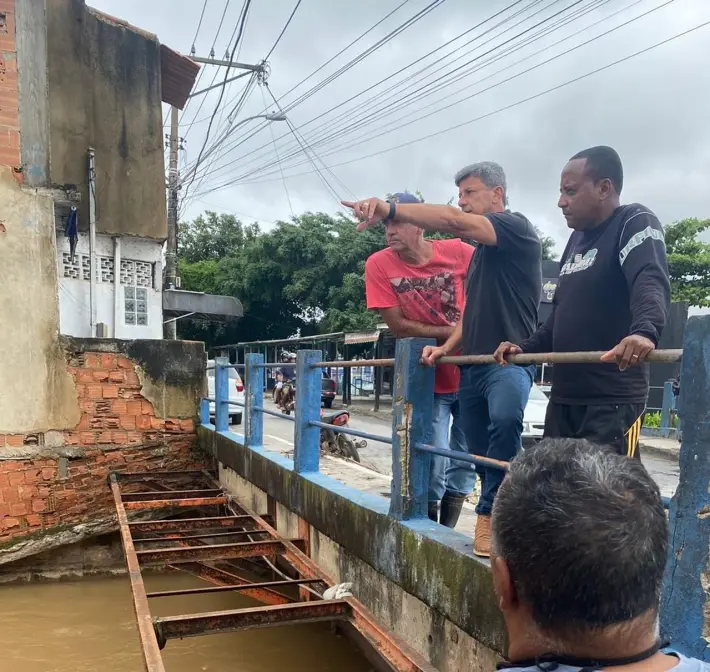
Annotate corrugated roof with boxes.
[87,5,199,110]
[344,330,381,345]
[160,44,200,110]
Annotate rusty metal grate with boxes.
[110,469,436,672]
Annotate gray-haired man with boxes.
[343,162,542,557]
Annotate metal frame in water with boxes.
[205,321,710,660]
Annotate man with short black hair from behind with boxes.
[491,438,709,672]
[494,146,670,459]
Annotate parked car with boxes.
[522,383,548,447]
[207,359,244,425]
[321,372,336,408]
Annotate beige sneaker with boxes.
[473,514,492,558]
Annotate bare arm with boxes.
[441,319,463,354]
[342,198,497,245]
[379,307,454,341]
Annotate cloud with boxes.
[90,0,710,254]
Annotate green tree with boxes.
[664,217,710,307]
[178,211,258,263]
[536,227,557,261]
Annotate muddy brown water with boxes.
[1,574,371,672]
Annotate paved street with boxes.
[231,400,680,542]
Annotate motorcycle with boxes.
[275,377,296,415]
[319,409,365,463]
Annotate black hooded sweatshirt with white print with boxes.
[519,204,670,405]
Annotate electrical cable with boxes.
[182,0,253,205]
[191,0,210,54]
[215,16,710,191]
[265,0,303,60]
[261,85,294,218]
[209,0,671,188]
[189,0,538,182]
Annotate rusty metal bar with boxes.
[121,489,223,502]
[124,496,226,511]
[153,600,351,641]
[147,578,324,598]
[136,539,284,566]
[114,470,213,482]
[128,515,258,533]
[176,562,293,605]
[109,474,166,672]
[134,529,272,543]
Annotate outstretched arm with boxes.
[342,198,498,245]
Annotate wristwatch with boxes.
[384,200,396,222]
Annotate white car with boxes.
[207,359,244,426]
[522,383,548,447]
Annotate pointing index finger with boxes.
[341,200,356,209]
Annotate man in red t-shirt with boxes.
[365,192,476,527]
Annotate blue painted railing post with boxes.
[245,353,264,448]
[294,350,322,473]
[660,380,674,437]
[389,338,435,521]
[661,316,710,658]
[214,356,230,433]
[200,398,210,426]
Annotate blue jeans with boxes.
[429,393,474,502]
[458,363,535,515]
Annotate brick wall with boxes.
[0,349,201,545]
[0,0,20,171]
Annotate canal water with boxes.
[1,573,370,672]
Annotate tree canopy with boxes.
[178,209,710,350]
[664,217,710,307]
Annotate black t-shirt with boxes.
[519,204,670,404]
[462,211,542,355]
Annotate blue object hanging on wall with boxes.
[65,206,78,261]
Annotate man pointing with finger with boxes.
[494,146,670,459]
[344,161,542,557]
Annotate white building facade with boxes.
[56,231,164,340]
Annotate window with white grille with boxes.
[124,286,148,326]
[61,254,116,283]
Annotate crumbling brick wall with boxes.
[0,339,206,556]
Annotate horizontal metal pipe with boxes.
[121,489,222,502]
[114,470,210,482]
[147,577,324,599]
[134,529,272,543]
[311,349,682,369]
[309,420,392,445]
[153,599,350,641]
[253,362,290,369]
[123,496,226,511]
[414,444,509,472]
[254,406,296,422]
[310,358,394,369]
[136,539,285,566]
[128,515,258,533]
[203,397,244,406]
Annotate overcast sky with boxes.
[90,0,710,255]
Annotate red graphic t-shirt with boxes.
[365,239,475,394]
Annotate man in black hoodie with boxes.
[494,146,670,458]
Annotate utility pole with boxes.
[164,106,179,339]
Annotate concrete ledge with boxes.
[199,425,506,655]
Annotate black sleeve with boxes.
[486,212,540,257]
[618,209,670,345]
[519,307,555,353]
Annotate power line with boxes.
[261,85,294,218]
[206,15,710,192]
[184,0,430,170]
[191,0,210,53]
[181,0,254,210]
[215,0,671,187]
[195,0,604,186]
[180,0,232,123]
[265,0,303,60]
[189,0,556,184]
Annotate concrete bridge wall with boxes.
[199,426,504,672]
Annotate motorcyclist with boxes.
[274,352,297,407]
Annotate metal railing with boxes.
[202,341,682,517]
